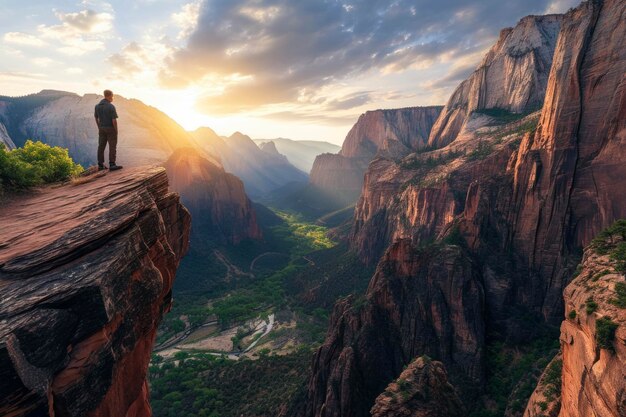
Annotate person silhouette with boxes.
[94,89,122,171]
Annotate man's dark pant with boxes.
[97,127,117,165]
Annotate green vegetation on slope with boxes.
[0,140,83,192]
[150,348,311,417]
[469,328,560,417]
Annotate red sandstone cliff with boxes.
[524,221,626,417]
[0,167,190,417]
[304,0,626,415]
[305,240,484,417]
[164,148,261,244]
[309,107,442,205]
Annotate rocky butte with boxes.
[0,167,190,417]
[303,0,626,416]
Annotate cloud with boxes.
[3,32,46,47]
[108,42,146,75]
[261,110,357,126]
[172,1,202,40]
[162,0,561,114]
[36,8,114,55]
[54,9,113,33]
[544,0,580,14]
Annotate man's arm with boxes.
[94,108,99,128]
[111,105,118,133]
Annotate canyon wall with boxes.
[0,167,190,417]
[309,107,442,205]
[524,221,626,417]
[305,0,626,415]
[428,14,562,148]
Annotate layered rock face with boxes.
[552,224,625,417]
[370,357,465,417]
[308,154,370,206]
[0,90,202,167]
[428,14,562,148]
[525,222,626,417]
[309,107,442,205]
[507,0,626,322]
[192,129,308,196]
[164,148,261,244]
[340,107,443,159]
[306,0,626,416]
[305,240,484,417]
[0,167,191,417]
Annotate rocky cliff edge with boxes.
[0,167,191,417]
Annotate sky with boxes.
[0,0,579,145]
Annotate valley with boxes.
[149,206,373,417]
[0,1,624,416]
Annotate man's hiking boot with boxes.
[98,164,107,171]
[109,163,123,171]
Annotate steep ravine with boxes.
[0,167,191,417]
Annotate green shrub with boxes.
[467,140,494,161]
[610,242,626,273]
[610,282,626,308]
[568,310,577,320]
[595,316,618,352]
[591,220,626,255]
[585,298,598,315]
[0,140,83,189]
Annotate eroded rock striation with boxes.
[428,14,562,148]
[0,167,191,417]
[309,107,442,205]
[526,221,626,417]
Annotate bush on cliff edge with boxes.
[0,140,83,191]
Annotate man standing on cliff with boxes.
[94,90,122,171]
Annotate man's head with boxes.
[103,89,114,102]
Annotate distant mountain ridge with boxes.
[253,138,340,173]
[191,128,308,197]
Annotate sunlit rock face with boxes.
[309,106,442,205]
[0,167,190,417]
[428,14,562,148]
[0,90,202,167]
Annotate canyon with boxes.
[303,0,626,416]
[0,167,190,416]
